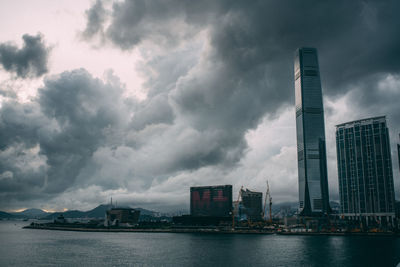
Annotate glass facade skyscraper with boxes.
[397,134,400,174]
[294,47,330,216]
[336,116,396,224]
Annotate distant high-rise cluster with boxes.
[294,47,330,216]
[336,117,396,224]
[294,48,397,225]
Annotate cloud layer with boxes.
[1,0,399,211]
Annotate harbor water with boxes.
[1,221,399,266]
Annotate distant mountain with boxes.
[1,204,160,220]
[271,202,298,212]
[12,208,48,218]
[0,211,23,219]
[134,207,158,216]
[40,204,159,220]
[41,210,86,220]
[85,204,112,218]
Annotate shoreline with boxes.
[23,225,273,234]
[23,225,400,236]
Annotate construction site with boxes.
[172,182,280,230]
[25,182,399,234]
[170,183,398,234]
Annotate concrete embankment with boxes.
[277,231,399,236]
[23,225,274,234]
[23,225,399,236]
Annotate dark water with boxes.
[1,221,400,266]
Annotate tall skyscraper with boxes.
[397,134,400,174]
[336,116,396,224]
[294,47,330,216]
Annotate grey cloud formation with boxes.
[0,34,50,78]
[130,94,174,130]
[83,0,226,49]
[79,0,400,207]
[0,69,129,206]
[37,69,129,194]
[82,0,107,40]
[88,0,400,154]
[85,0,400,95]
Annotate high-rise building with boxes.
[336,116,396,224]
[294,47,330,216]
[190,185,232,217]
[240,188,263,221]
[397,134,400,174]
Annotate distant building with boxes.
[395,201,400,219]
[294,47,330,216]
[105,208,140,227]
[240,189,263,221]
[284,216,298,227]
[190,185,232,217]
[54,214,67,224]
[336,116,396,225]
[232,200,242,219]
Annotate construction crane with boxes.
[232,185,243,229]
[263,181,272,223]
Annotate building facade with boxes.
[294,47,330,216]
[336,116,396,224]
[397,134,400,174]
[240,189,263,221]
[105,208,140,227]
[190,185,232,217]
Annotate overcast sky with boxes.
[0,0,399,212]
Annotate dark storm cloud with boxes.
[130,93,174,130]
[81,0,400,173]
[0,34,50,78]
[85,0,400,94]
[0,69,128,204]
[37,69,129,193]
[347,73,400,131]
[0,101,46,150]
[0,101,51,206]
[83,0,229,49]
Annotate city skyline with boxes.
[0,1,400,212]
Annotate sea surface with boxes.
[1,221,400,267]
